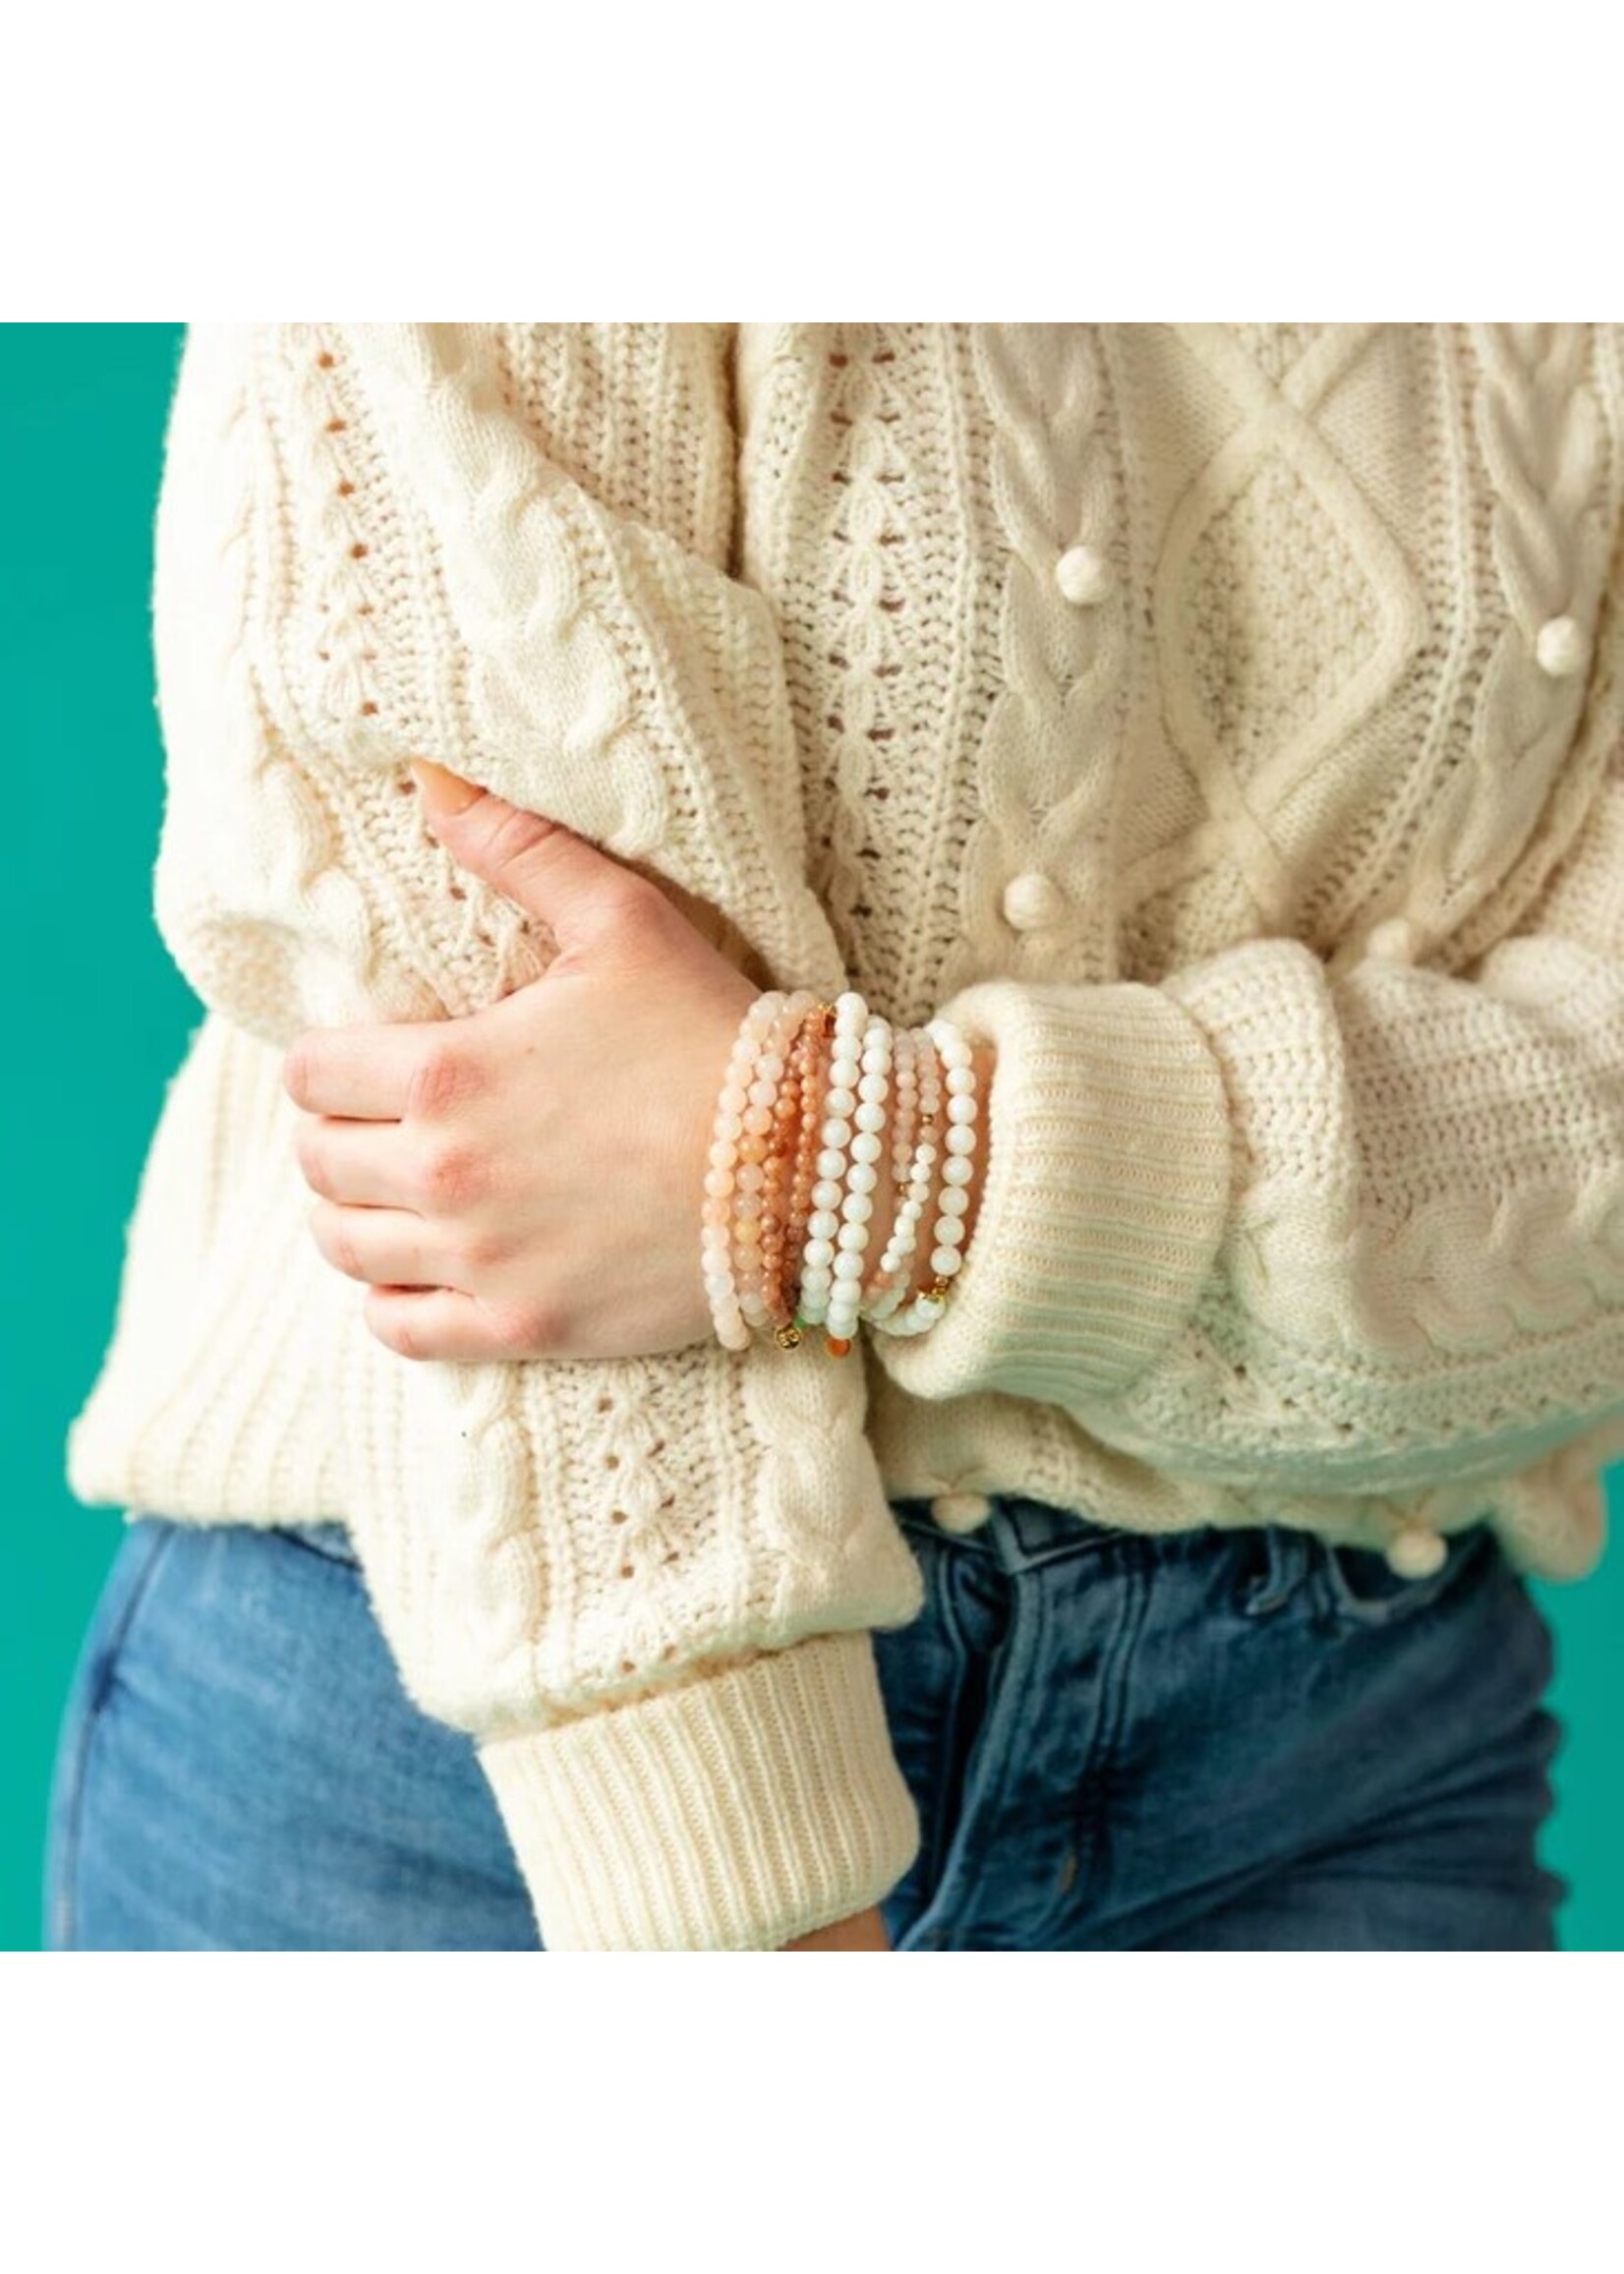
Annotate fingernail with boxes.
[409,759,483,816]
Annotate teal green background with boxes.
[3,323,1620,1950]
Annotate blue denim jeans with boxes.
[44,1495,1565,1950]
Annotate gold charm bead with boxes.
[774,1322,804,1349]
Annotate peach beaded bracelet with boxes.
[760,1002,818,1341]
[703,991,783,1351]
[767,1004,831,1348]
[757,1013,801,1338]
[731,989,821,1342]
[863,1023,937,1324]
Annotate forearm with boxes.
[153,322,930,1948]
[866,910,1624,1500]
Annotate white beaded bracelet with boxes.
[825,1009,891,1347]
[794,989,867,1331]
[859,1022,914,1319]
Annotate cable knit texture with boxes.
[66,322,1624,1946]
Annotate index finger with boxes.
[281,1020,448,1120]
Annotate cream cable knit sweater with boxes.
[67,322,1624,1950]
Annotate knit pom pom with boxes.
[1054,543,1113,606]
[1385,1524,1448,1579]
[1365,916,1420,963]
[1535,614,1588,679]
[931,1490,993,1532]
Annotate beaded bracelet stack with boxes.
[702,989,981,1360]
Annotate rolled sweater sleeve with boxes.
[872,567,1624,1505]
[147,322,923,1950]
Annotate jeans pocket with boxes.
[270,1519,364,1568]
[43,1516,178,1950]
[1310,1522,1496,1632]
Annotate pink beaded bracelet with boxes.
[732,990,820,1340]
[702,990,790,1352]
[870,1017,979,1338]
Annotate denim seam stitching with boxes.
[1055,1548,1152,1942]
[911,1555,1048,1946]
[905,1545,986,1929]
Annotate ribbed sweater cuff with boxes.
[873,978,1234,1409]
[477,1629,919,1951]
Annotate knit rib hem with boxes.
[870,977,1235,1410]
[476,1628,920,1952]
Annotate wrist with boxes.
[782,1902,891,1951]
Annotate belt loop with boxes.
[1243,1522,1314,1617]
[994,1496,1112,1573]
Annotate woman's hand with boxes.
[281,762,761,1365]
[782,1904,892,1951]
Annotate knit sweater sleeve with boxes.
[871,552,1624,1508]
[146,322,924,1950]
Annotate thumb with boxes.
[410,760,637,946]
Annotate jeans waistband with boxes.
[988,1495,1121,1570]
[895,1493,1131,1574]
[912,1492,1314,1586]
